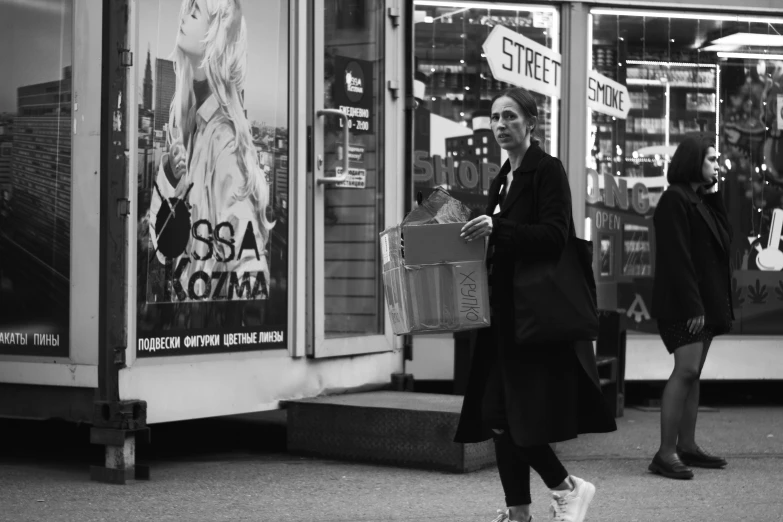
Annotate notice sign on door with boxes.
[482,25,562,99]
[335,167,367,189]
[334,56,373,134]
[588,70,630,120]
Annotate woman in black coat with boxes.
[649,135,733,480]
[456,87,616,522]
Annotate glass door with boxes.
[310,0,397,357]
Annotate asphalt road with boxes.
[1,406,781,522]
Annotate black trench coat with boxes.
[454,143,617,448]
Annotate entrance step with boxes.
[286,391,495,473]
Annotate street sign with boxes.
[482,25,562,99]
[588,70,630,120]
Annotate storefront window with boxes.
[135,0,290,356]
[588,10,783,335]
[0,0,73,357]
[413,1,560,215]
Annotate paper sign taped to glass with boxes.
[380,188,490,335]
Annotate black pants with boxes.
[494,430,569,506]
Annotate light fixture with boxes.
[701,44,741,53]
[717,52,783,60]
[415,0,558,14]
[590,8,783,23]
[711,33,783,47]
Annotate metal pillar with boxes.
[560,3,591,238]
[91,0,149,484]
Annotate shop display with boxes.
[588,11,783,336]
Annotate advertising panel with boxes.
[0,0,73,357]
[135,0,289,357]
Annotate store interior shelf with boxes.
[627,79,715,89]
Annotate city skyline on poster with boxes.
[0,0,73,357]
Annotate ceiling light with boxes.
[701,44,741,53]
[718,52,783,60]
[711,33,783,47]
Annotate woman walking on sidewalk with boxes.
[649,135,733,480]
[455,87,617,522]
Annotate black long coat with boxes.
[454,143,617,447]
[651,185,734,327]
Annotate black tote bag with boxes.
[513,161,599,344]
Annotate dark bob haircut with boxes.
[490,87,540,145]
[666,134,715,184]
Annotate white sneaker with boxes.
[489,509,533,522]
[549,475,595,522]
[490,509,509,522]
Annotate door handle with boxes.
[316,109,349,185]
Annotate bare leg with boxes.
[508,505,532,522]
[658,342,704,456]
[677,339,712,451]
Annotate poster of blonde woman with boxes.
[136,0,289,356]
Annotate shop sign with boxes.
[413,150,501,192]
[586,168,651,215]
[588,70,630,120]
[335,167,366,189]
[753,208,783,271]
[334,56,373,134]
[482,25,562,99]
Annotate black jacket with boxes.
[651,184,734,327]
[454,143,616,447]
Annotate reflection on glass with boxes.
[587,11,783,334]
[323,0,385,337]
[622,224,651,276]
[413,2,559,216]
[599,235,613,277]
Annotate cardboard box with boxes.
[380,222,490,335]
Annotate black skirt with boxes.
[657,319,729,354]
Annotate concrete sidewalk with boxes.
[1,406,781,522]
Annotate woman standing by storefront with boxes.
[649,135,733,479]
[455,87,616,522]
